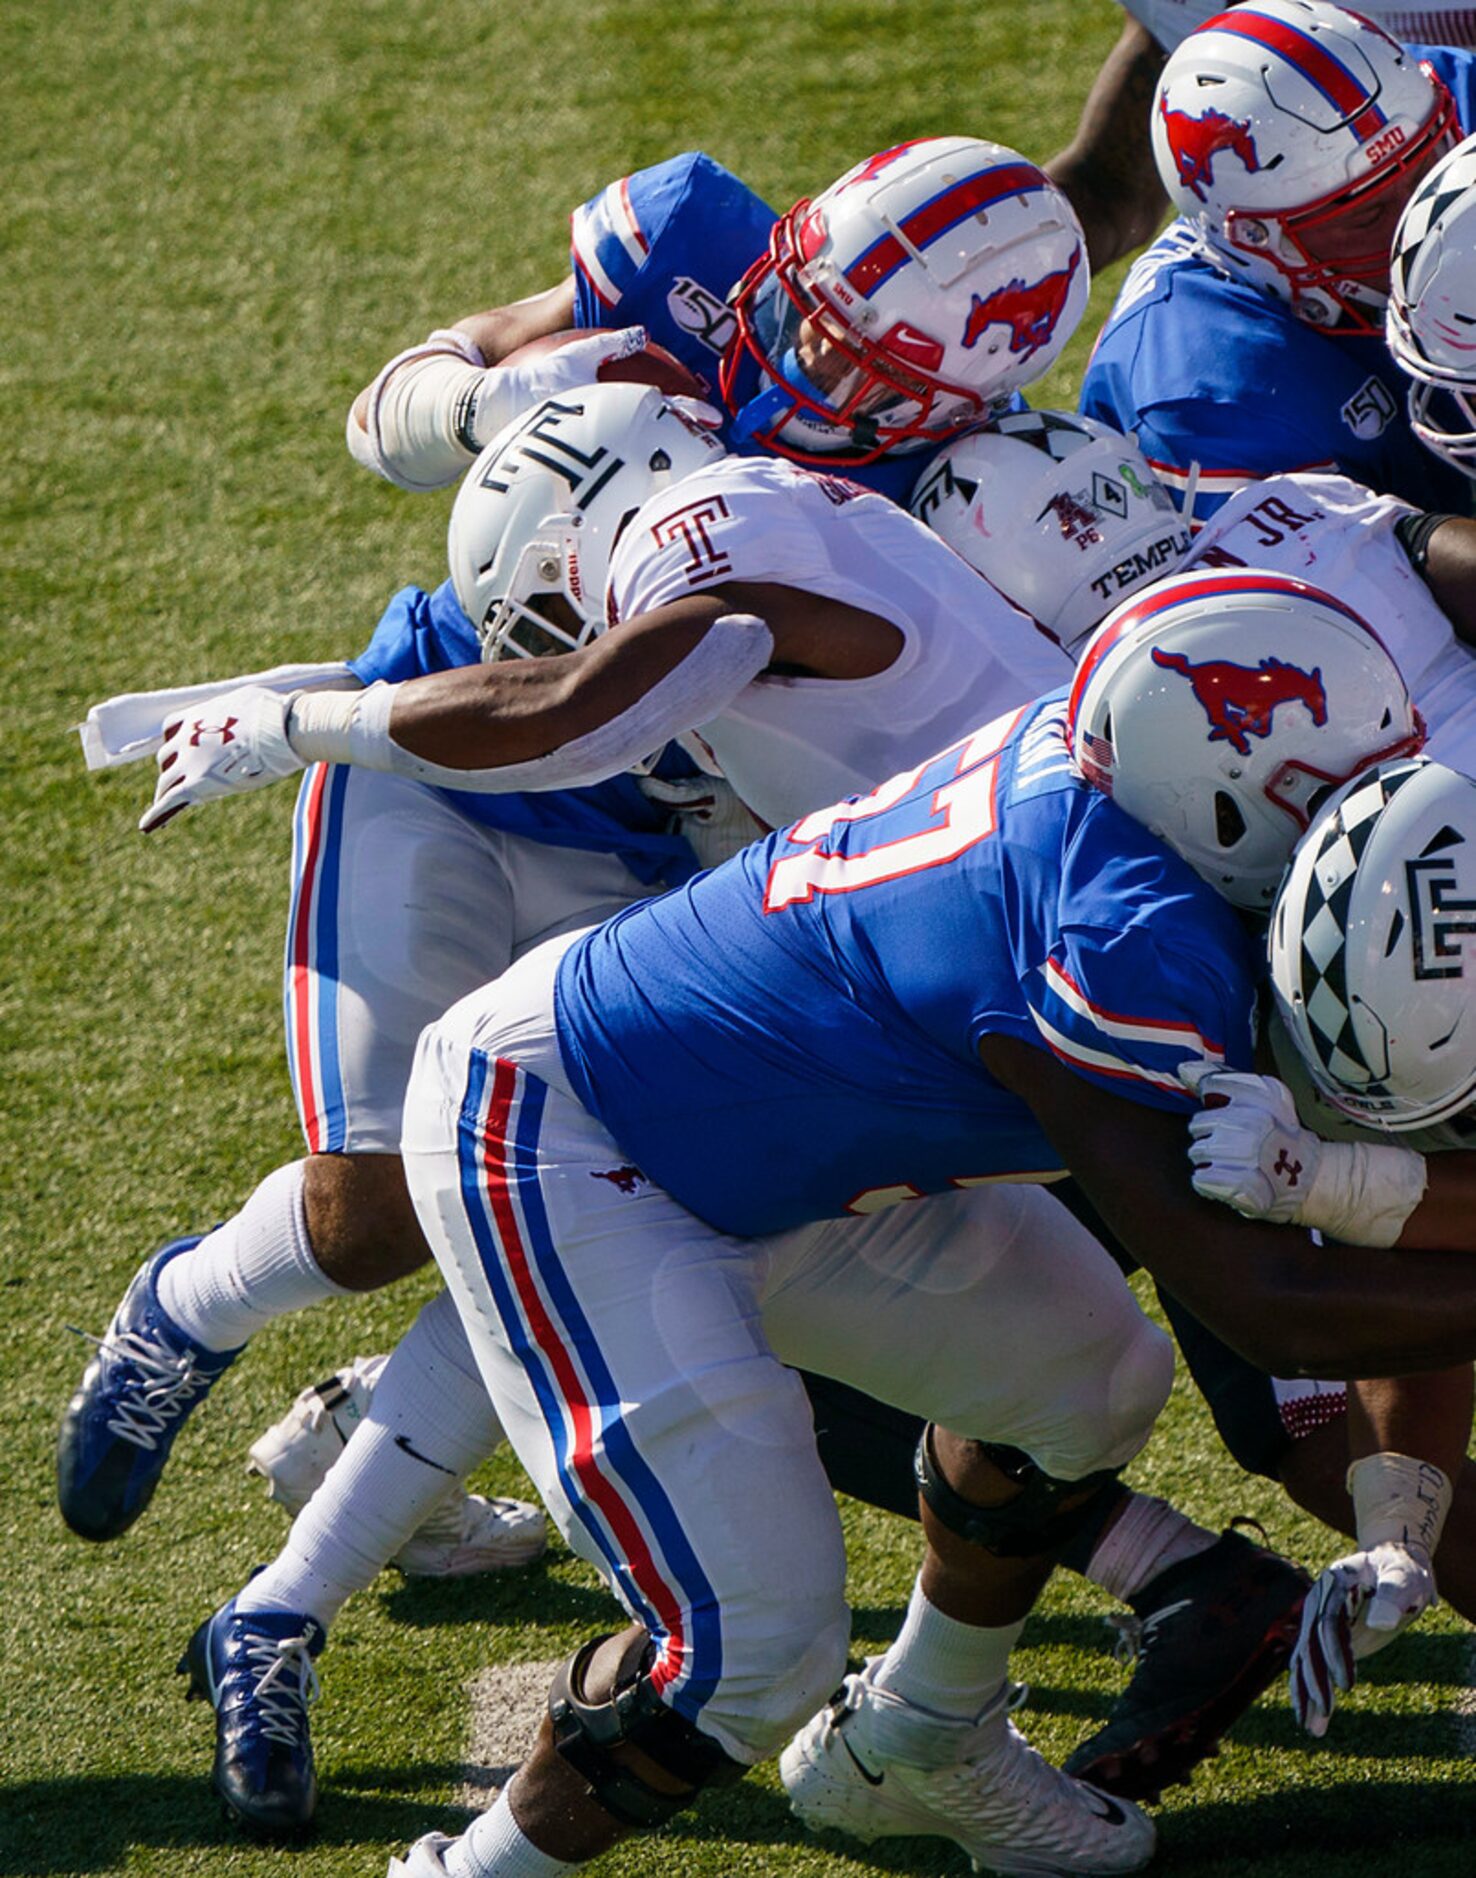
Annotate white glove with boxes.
[1182,1065,1426,1247]
[1185,1069,1321,1224]
[1289,1451,1451,1736]
[351,325,652,491]
[386,1831,456,1877]
[140,685,306,831]
[638,771,765,872]
[1290,1542,1437,1736]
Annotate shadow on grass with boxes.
[380,1554,614,1633]
[0,1767,476,1875]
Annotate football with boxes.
[499,327,711,401]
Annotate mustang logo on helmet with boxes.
[1150,649,1327,757]
[961,247,1082,357]
[1159,100,1261,204]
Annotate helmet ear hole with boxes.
[1214,790,1247,849]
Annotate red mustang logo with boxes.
[590,1165,646,1195]
[1159,99,1260,203]
[1151,649,1327,757]
[962,246,1081,357]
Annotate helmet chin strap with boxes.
[728,348,856,455]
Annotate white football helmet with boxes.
[1066,566,1425,909]
[448,382,725,660]
[909,411,1191,653]
[1152,1,1457,332]
[721,137,1089,463]
[1388,131,1476,477]
[1271,756,1476,1129]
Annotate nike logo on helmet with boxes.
[393,1433,456,1476]
[839,1733,886,1787]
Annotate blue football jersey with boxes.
[555,693,1259,1236]
[1081,46,1476,526]
[568,151,927,508]
[347,579,698,886]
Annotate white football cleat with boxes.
[779,1661,1156,1876]
[387,1830,456,1876]
[247,1357,546,1578]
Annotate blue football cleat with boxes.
[57,1234,240,1540]
[180,1596,326,1836]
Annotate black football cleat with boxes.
[1065,1526,1309,1803]
[179,1596,326,1836]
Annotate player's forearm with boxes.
[1394,1152,1476,1250]
[1348,1368,1474,1484]
[1045,19,1168,272]
[349,280,579,434]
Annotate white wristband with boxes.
[349,329,490,492]
[1349,1451,1452,1556]
[1300,1138,1427,1247]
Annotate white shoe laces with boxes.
[72,1326,215,1452]
[238,1629,322,1747]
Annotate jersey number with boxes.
[763,708,1024,913]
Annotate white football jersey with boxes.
[1184,471,1476,775]
[607,457,1070,828]
[1116,0,1476,50]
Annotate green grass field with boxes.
[4,1,1474,1873]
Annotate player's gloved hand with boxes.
[1182,1068,1322,1224]
[350,325,654,491]
[465,326,652,450]
[1289,1541,1437,1736]
[140,684,306,832]
[1180,1062,1426,1247]
[638,771,765,872]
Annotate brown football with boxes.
[499,327,710,402]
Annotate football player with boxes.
[1048,1,1476,274]
[1388,129,1476,480]
[1190,756,1476,1732]
[357,572,1474,1878]
[1081,2,1476,525]
[922,412,1476,1644]
[344,136,1089,510]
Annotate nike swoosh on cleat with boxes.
[393,1434,456,1475]
[1081,1787,1127,1825]
[839,1734,886,1787]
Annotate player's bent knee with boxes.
[915,1424,1126,1558]
[301,1151,430,1289]
[548,1631,747,1829]
[1098,1314,1176,1469]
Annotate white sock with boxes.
[445,1790,575,1877]
[1082,1492,1218,1605]
[872,1577,1024,1723]
[156,1161,350,1353]
[240,1290,502,1624]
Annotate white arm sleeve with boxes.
[347,329,489,492]
[79,661,360,770]
[286,613,776,793]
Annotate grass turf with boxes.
[3,1,1473,1873]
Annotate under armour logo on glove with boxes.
[1272,1148,1302,1187]
[140,685,307,833]
[187,716,238,748]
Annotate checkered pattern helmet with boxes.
[1066,567,1424,910]
[1388,131,1476,477]
[1152,2,1457,333]
[448,382,724,660]
[909,411,1192,653]
[720,137,1089,464]
[1270,757,1476,1129]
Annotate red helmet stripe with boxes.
[845,162,1051,297]
[1065,569,1379,749]
[1206,7,1390,141]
